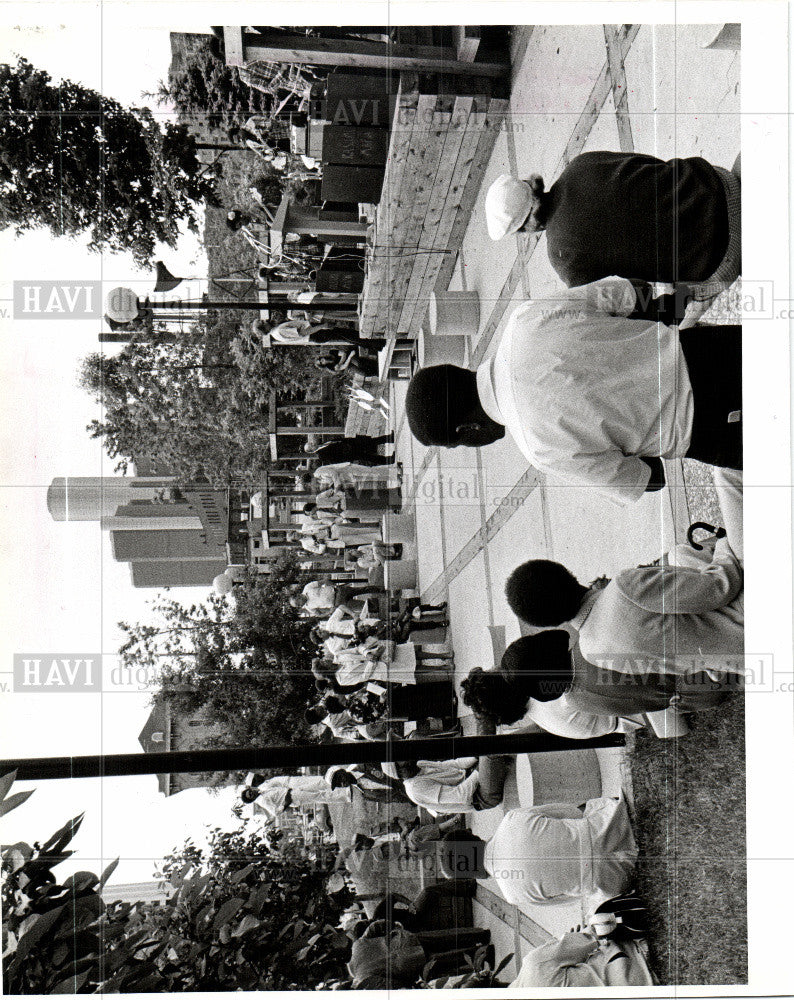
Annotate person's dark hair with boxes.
[405,365,489,447]
[322,694,346,714]
[304,704,328,725]
[302,502,317,514]
[395,761,420,781]
[460,666,521,724]
[240,788,259,804]
[225,208,249,232]
[330,769,356,789]
[439,829,486,880]
[349,920,370,942]
[500,631,573,702]
[315,677,331,693]
[505,559,587,626]
[519,174,551,232]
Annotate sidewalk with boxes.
[388,21,741,980]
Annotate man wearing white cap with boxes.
[484,150,740,294]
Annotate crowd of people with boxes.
[231,145,745,988]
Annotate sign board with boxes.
[321,125,389,166]
[321,165,384,203]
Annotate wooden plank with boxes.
[223,27,244,67]
[452,26,481,62]
[358,76,421,335]
[366,73,485,336]
[603,26,635,152]
[561,23,640,166]
[384,103,453,333]
[236,31,509,77]
[399,92,480,335]
[431,94,510,300]
[361,90,436,336]
[395,94,475,334]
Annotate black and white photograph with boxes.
[0,5,791,995]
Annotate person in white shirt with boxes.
[380,759,482,815]
[304,701,361,741]
[331,638,419,688]
[288,530,330,554]
[292,580,337,614]
[439,796,637,909]
[510,930,652,988]
[405,277,741,505]
[319,606,359,638]
[314,462,402,491]
[239,774,352,821]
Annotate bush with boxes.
[1,772,355,992]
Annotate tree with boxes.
[0,57,219,267]
[1,772,355,993]
[0,771,163,994]
[151,36,323,132]
[118,557,319,760]
[146,824,353,991]
[149,43,270,131]
[78,314,323,477]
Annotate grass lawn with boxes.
[629,694,747,985]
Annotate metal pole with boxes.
[1,732,625,781]
[149,299,356,313]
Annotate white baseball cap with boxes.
[485,173,534,240]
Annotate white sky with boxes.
[0,11,239,884]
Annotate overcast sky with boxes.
[0,11,239,885]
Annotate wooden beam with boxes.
[223,27,245,67]
[390,102,453,333]
[396,91,476,334]
[452,26,481,62]
[432,94,510,299]
[358,75,421,337]
[234,30,509,78]
[603,26,634,152]
[277,426,345,436]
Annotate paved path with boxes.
[388,22,741,980]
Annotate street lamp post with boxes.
[105,286,355,321]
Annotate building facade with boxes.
[138,695,235,796]
[47,475,229,588]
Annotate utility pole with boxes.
[1,732,625,782]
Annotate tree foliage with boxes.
[0,57,218,267]
[147,824,352,990]
[1,773,355,993]
[149,42,270,130]
[1,772,162,994]
[78,314,322,478]
[118,556,318,756]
